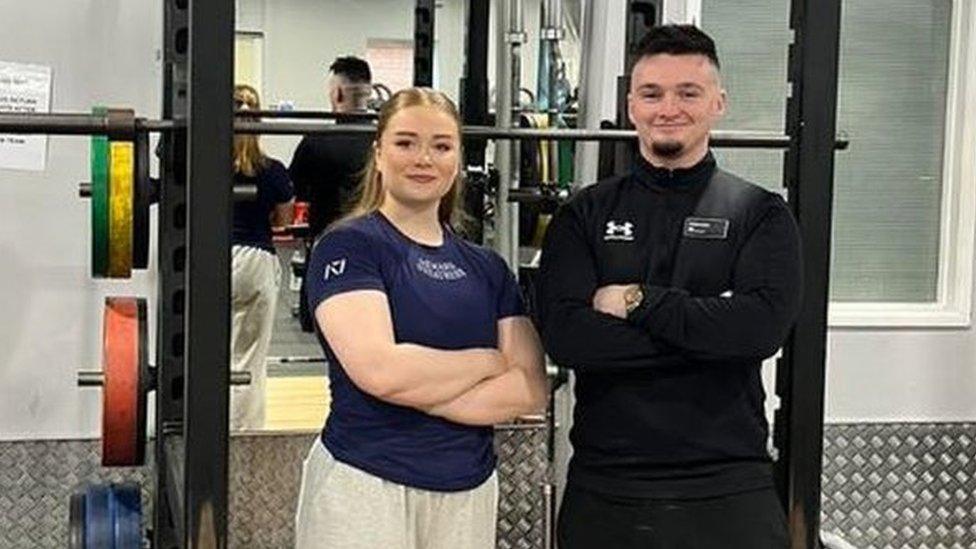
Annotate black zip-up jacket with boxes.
[537,152,802,498]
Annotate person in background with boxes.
[289,55,374,238]
[230,84,295,431]
[289,56,375,331]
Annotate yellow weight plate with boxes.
[108,141,134,278]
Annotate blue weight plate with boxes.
[69,491,86,549]
[85,484,112,549]
[111,483,142,549]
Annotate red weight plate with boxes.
[101,297,146,466]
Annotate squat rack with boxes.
[0,0,841,547]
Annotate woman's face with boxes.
[234,88,259,111]
[375,105,460,213]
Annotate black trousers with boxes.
[557,482,789,549]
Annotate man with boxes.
[537,25,801,548]
[289,56,374,331]
[289,55,374,238]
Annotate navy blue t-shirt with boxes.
[305,212,525,491]
[232,158,294,252]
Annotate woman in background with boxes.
[230,84,294,431]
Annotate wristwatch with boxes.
[624,285,645,315]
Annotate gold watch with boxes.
[624,285,645,315]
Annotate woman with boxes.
[230,84,294,431]
[295,87,547,549]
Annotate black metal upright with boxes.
[460,0,490,168]
[155,0,189,546]
[413,0,436,87]
[183,0,234,547]
[774,1,842,548]
[460,0,490,241]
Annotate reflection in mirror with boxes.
[230,0,583,432]
[232,0,424,433]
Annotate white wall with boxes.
[0,0,161,440]
[826,326,976,422]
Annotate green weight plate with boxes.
[557,120,574,188]
[90,107,110,278]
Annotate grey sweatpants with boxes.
[294,441,498,549]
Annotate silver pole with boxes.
[542,482,556,549]
[575,0,596,188]
[508,0,525,268]
[543,0,564,187]
[494,0,515,267]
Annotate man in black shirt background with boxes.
[537,25,801,549]
[289,55,374,238]
[289,56,374,331]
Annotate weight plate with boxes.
[101,297,146,466]
[108,141,134,278]
[111,483,142,549]
[136,298,148,465]
[84,484,112,549]
[90,107,110,278]
[69,491,86,549]
[132,131,150,270]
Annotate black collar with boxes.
[634,151,716,191]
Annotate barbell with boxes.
[0,110,849,148]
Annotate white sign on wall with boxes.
[0,61,52,171]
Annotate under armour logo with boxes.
[604,220,635,241]
[323,259,346,280]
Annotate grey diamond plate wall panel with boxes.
[0,440,150,549]
[821,423,976,549]
[228,434,316,548]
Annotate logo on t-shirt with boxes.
[415,258,467,281]
[604,220,635,241]
[323,259,346,280]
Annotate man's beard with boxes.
[651,140,684,158]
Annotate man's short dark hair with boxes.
[329,56,372,84]
[631,25,720,71]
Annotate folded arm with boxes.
[316,290,506,408]
[427,316,548,426]
[628,198,803,360]
[536,204,679,372]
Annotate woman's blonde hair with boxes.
[346,87,465,226]
[233,84,268,177]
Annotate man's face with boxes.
[628,53,726,167]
